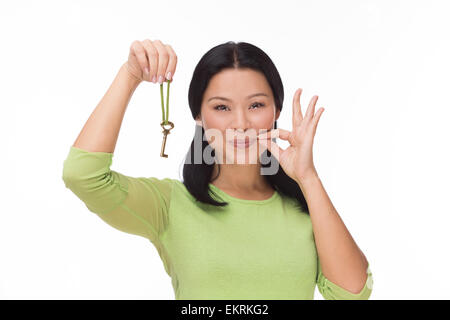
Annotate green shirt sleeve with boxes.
[62,146,173,243]
[316,259,374,300]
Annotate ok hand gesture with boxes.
[257,88,325,184]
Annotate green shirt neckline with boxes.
[208,183,279,205]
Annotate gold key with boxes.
[160,121,174,158]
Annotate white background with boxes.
[1,0,449,299]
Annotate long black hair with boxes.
[182,41,309,214]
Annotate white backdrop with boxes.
[1,0,449,299]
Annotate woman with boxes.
[62,39,373,300]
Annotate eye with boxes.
[214,104,229,111]
[213,102,265,111]
[250,102,265,109]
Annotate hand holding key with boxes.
[124,39,177,84]
[124,38,177,158]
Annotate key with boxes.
[160,121,174,158]
[160,129,170,158]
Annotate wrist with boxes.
[121,62,142,88]
[295,170,320,186]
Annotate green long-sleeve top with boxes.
[62,146,373,300]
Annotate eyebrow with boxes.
[207,93,269,103]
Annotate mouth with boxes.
[227,137,256,149]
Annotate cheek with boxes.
[252,108,276,128]
[203,115,227,133]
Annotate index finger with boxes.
[165,44,177,81]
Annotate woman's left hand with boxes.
[257,88,325,184]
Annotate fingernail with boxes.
[152,75,157,83]
[158,75,163,84]
[166,71,172,81]
[144,67,149,74]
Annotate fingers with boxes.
[312,107,325,135]
[130,40,149,80]
[305,95,318,119]
[165,44,177,81]
[257,128,290,141]
[142,39,159,83]
[152,40,169,84]
[139,39,177,83]
[292,88,303,127]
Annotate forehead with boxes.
[204,68,272,99]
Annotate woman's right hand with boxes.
[124,39,177,84]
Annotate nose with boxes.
[231,108,251,132]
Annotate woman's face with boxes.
[196,68,280,165]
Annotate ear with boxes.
[195,116,203,127]
[275,109,281,121]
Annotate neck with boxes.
[210,163,272,192]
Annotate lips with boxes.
[227,137,256,148]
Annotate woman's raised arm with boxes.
[62,39,178,243]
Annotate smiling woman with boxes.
[184,41,307,210]
[195,68,278,173]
